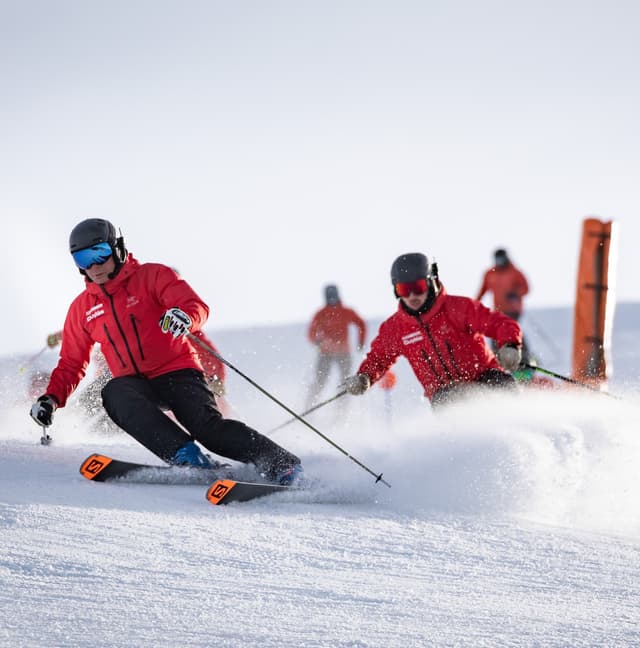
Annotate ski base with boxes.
[79,453,230,485]
[205,479,289,505]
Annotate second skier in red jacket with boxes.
[343,253,523,408]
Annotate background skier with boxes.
[476,248,529,321]
[476,247,532,366]
[306,284,366,409]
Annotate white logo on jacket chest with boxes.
[401,331,423,345]
[126,295,140,308]
[85,304,105,322]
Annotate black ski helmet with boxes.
[494,248,509,267]
[325,284,340,305]
[68,218,127,276]
[390,253,429,285]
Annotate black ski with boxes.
[205,479,290,505]
[79,453,230,485]
[80,454,293,504]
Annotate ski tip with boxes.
[79,453,113,481]
[205,479,238,505]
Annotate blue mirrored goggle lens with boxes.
[72,242,113,269]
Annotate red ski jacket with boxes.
[46,255,209,407]
[308,304,366,354]
[476,263,529,317]
[358,287,522,401]
[48,327,226,383]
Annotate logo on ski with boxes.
[205,479,289,506]
[206,479,236,505]
[79,454,113,480]
[211,483,230,498]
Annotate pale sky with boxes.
[2,0,639,357]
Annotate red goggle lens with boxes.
[395,279,428,297]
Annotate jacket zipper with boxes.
[415,316,457,383]
[101,286,142,375]
[129,314,145,361]
[444,340,464,380]
[420,349,446,386]
[102,323,126,368]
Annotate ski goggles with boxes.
[395,278,428,297]
[72,242,113,269]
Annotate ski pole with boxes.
[267,390,348,434]
[187,332,391,487]
[40,425,52,446]
[524,363,621,399]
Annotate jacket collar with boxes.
[396,284,448,323]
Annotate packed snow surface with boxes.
[2,307,639,646]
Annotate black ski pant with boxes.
[101,368,300,479]
[430,368,517,409]
[305,352,352,410]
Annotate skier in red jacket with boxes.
[476,248,529,320]
[343,253,523,408]
[46,326,229,423]
[29,219,302,485]
[476,247,532,365]
[306,284,366,409]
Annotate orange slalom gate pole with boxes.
[572,218,617,385]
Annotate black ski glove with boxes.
[342,374,371,395]
[30,395,57,427]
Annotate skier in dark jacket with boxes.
[29,218,303,485]
[343,253,523,408]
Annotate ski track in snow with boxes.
[2,311,640,647]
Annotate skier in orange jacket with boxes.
[476,248,531,365]
[476,249,529,320]
[306,284,366,409]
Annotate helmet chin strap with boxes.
[107,253,126,280]
[107,265,122,280]
[107,241,126,279]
